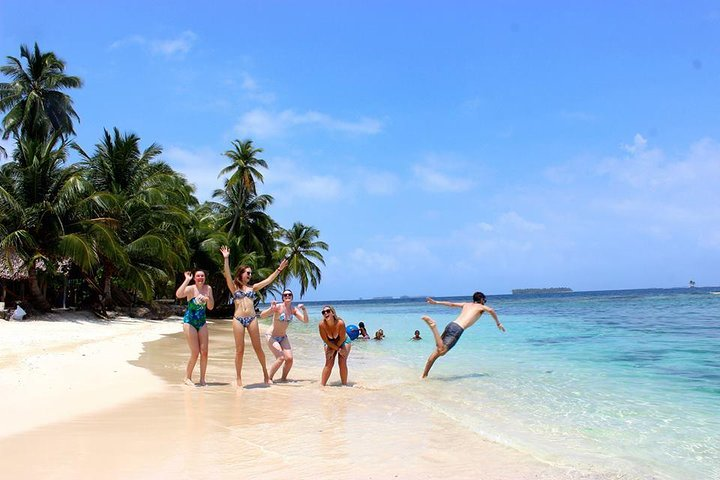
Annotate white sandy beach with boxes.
[0,312,591,480]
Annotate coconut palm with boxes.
[0,133,96,310]
[0,43,83,140]
[211,181,277,260]
[218,139,267,195]
[76,128,195,307]
[277,222,328,297]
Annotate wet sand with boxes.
[0,314,580,479]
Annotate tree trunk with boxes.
[27,262,52,312]
[99,262,115,314]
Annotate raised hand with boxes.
[220,245,230,258]
[184,271,193,281]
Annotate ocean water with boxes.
[288,287,720,480]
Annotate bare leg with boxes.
[267,335,285,381]
[423,349,444,378]
[321,347,337,386]
[338,344,351,385]
[247,320,271,384]
[183,323,200,384]
[421,316,447,378]
[422,316,444,349]
[198,324,209,386]
[280,349,293,381]
[232,320,246,387]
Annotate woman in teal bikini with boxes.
[221,246,288,386]
[260,289,309,382]
[318,305,352,386]
[175,270,215,386]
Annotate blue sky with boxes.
[2,1,720,300]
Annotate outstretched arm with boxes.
[220,246,235,291]
[426,297,464,308]
[484,306,505,332]
[252,258,289,291]
[175,271,193,299]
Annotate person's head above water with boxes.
[472,291,486,304]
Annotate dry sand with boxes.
[0,312,583,480]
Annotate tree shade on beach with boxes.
[0,43,328,313]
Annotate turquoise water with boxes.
[290,288,720,479]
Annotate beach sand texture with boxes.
[1,314,592,480]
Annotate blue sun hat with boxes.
[346,324,360,341]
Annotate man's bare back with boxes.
[420,292,505,378]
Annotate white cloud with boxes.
[348,248,399,272]
[151,31,197,56]
[164,146,225,201]
[239,73,276,104]
[234,108,382,138]
[528,135,720,252]
[498,211,545,232]
[353,168,399,195]
[264,158,344,202]
[109,31,197,58]
[412,155,475,193]
[109,35,146,50]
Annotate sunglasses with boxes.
[282,293,293,298]
[321,309,332,315]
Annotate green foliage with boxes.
[0,43,329,310]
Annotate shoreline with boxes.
[0,311,601,479]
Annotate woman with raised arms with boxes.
[260,289,309,382]
[221,246,288,386]
[175,270,215,386]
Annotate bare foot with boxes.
[264,376,274,385]
[421,316,436,328]
[199,380,207,387]
[183,378,195,387]
[235,378,243,388]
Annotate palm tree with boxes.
[76,128,195,307]
[0,133,95,310]
[277,222,328,297]
[211,182,277,260]
[218,139,267,196]
[0,43,83,141]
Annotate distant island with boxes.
[512,287,573,294]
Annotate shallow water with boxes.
[293,288,720,480]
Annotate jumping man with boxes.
[421,292,505,378]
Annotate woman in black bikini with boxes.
[318,305,351,386]
[221,246,288,386]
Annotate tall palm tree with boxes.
[0,133,95,310]
[211,181,277,259]
[0,43,83,140]
[76,128,195,307]
[218,139,267,195]
[277,222,328,297]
